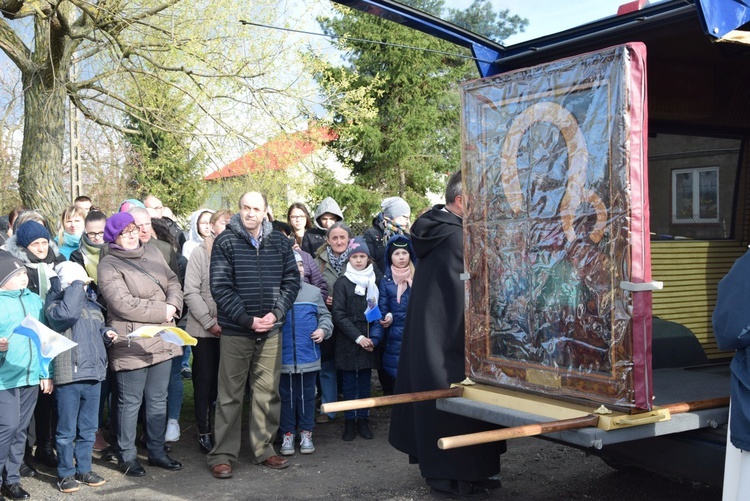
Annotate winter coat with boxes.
[44,278,111,385]
[332,275,383,371]
[210,214,300,339]
[184,237,218,338]
[713,249,750,450]
[315,247,346,361]
[389,205,502,482]
[56,232,82,260]
[97,242,183,372]
[70,234,104,283]
[378,235,415,379]
[301,197,343,256]
[281,282,332,374]
[364,215,386,274]
[5,235,65,299]
[0,287,45,390]
[300,249,328,300]
[182,209,214,260]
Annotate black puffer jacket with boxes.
[210,215,300,338]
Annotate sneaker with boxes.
[165,419,180,442]
[280,432,295,456]
[76,471,106,487]
[181,367,192,379]
[299,430,315,454]
[57,476,80,493]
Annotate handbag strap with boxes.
[115,256,166,294]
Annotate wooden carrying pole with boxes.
[437,396,730,450]
[320,387,464,414]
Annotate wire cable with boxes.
[238,19,495,64]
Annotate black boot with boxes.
[198,433,214,454]
[20,446,37,478]
[34,441,58,468]
[357,418,374,439]
[342,420,356,441]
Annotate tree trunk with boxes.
[17,15,69,225]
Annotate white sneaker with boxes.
[280,432,295,456]
[299,430,315,454]
[165,419,180,442]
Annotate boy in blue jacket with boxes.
[0,251,52,501]
[279,252,332,456]
[45,262,117,493]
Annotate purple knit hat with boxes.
[104,212,136,243]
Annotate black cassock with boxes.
[388,205,504,482]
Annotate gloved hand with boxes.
[54,261,92,290]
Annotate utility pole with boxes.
[69,60,82,202]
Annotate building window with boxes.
[671,167,719,223]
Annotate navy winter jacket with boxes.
[281,282,333,374]
[713,249,750,450]
[210,215,301,338]
[378,235,415,378]
[45,278,112,386]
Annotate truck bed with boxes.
[437,365,729,449]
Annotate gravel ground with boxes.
[15,403,722,501]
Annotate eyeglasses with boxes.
[119,228,139,238]
[86,232,105,239]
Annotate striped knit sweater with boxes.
[210,214,301,338]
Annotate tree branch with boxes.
[0,16,34,72]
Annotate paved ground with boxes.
[16,403,722,500]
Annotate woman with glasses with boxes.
[97,212,184,477]
[286,203,313,248]
[70,210,107,284]
[69,209,110,452]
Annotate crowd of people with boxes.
[0,172,505,500]
[0,186,428,497]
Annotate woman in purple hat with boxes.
[97,212,184,477]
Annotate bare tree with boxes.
[0,0,319,221]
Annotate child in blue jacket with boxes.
[279,252,332,456]
[378,235,415,381]
[45,261,117,493]
[0,251,51,501]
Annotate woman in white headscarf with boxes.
[181,209,215,260]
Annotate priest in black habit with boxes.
[389,171,505,499]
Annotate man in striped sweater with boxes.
[207,192,301,479]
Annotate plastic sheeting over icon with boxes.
[461,43,653,411]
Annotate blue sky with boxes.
[441,0,652,45]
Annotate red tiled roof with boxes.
[204,127,337,181]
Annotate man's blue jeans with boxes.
[55,381,101,478]
[167,356,183,421]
